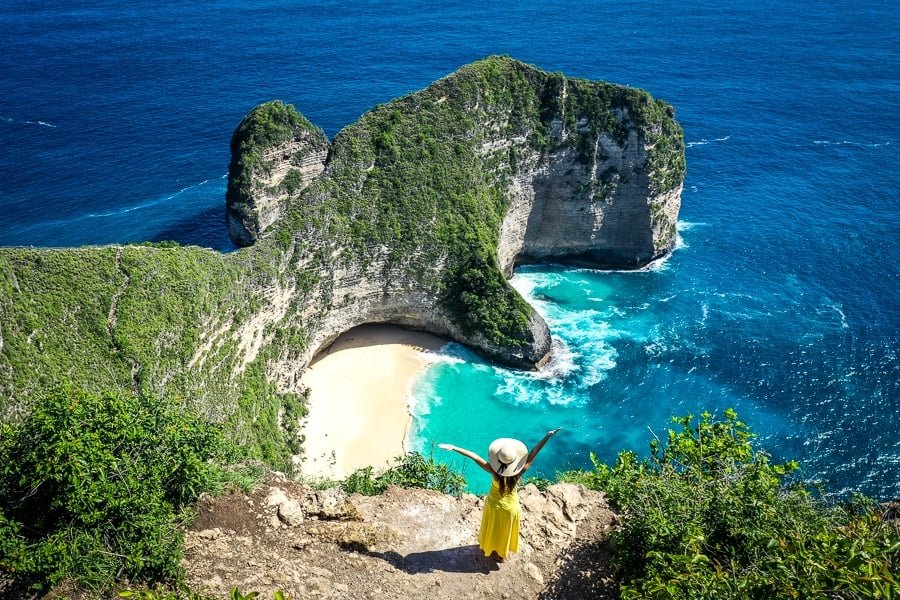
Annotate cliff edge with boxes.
[182,473,618,599]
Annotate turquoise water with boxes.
[2,0,897,499]
[411,221,898,497]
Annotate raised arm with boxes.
[438,443,495,475]
[522,428,562,472]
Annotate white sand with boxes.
[298,324,446,480]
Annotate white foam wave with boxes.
[427,342,473,366]
[670,220,708,253]
[533,337,579,381]
[570,252,675,274]
[813,139,891,148]
[492,366,591,408]
[510,270,567,298]
[626,251,674,272]
[827,303,850,329]
[86,178,219,219]
[2,116,60,128]
[686,135,730,148]
[676,221,707,232]
[88,197,170,218]
[580,341,616,386]
[408,388,438,419]
[493,377,544,405]
[508,268,621,393]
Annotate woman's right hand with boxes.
[438,443,455,451]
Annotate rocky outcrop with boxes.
[227,57,684,368]
[0,56,685,477]
[226,101,329,247]
[183,472,618,599]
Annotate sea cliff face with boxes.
[0,57,683,466]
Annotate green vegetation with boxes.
[2,381,893,599]
[118,585,292,600]
[278,168,305,194]
[0,386,229,593]
[446,246,532,348]
[0,245,303,473]
[559,410,899,599]
[340,451,467,497]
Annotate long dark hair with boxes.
[496,473,521,496]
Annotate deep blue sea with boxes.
[2,1,897,499]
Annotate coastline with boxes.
[297,323,446,480]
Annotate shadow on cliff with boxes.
[538,538,619,600]
[310,323,451,366]
[364,545,500,575]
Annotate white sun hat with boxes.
[488,438,529,477]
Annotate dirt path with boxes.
[183,473,619,599]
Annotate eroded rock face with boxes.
[497,134,681,273]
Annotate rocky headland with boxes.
[225,56,684,373]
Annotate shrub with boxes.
[117,585,292,599]
[341,452,466,497]
[561,409,900,599]
[0,385,227,592]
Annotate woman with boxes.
[439,428,561,562]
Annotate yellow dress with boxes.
[478,477,520,558]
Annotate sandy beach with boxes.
[298,324,447,481]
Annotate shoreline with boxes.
[297,324,446,480]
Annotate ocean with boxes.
[1,0,897,499]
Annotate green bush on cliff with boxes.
[560,410,899,599]
[0,245,305,476]
[0,386,229,592]
[446,247,531,347]
[341,452,466,497]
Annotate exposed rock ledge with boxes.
[225,56,684,369]
[184,472,618,599]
